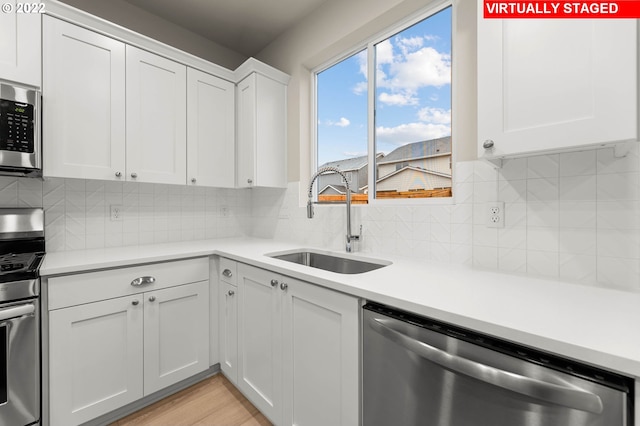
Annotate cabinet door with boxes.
[282,278,359,426]
[478,18,637,158]
[143,280,209,395]
[219,281,238,384]
[236,73,287,188]
[0,0,40,87]
[43,17,126,180]
[236,74,257,188]
[187,68,235,187]
[255,73,287,188]
[237,263,282,425]
[126,46,187,184]
[49,295,143,426]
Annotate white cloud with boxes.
[376,40,394,65]
[352,81,367,95]
[387,47,451,91]
[397,36,424,56]
[418,107,451,124]
[326,117,350,127]
[378,92,418,106]
[376,122,451,146]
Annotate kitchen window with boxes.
[314,2,452,203]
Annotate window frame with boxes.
[311,0,454,206]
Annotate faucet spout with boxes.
[307,166,361,252]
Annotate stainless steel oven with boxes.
[0,83,41,177]
[0,209,44,426]
[363,303,633,426]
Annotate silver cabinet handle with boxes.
[131,276,156,287]
[191,177,197,183]
[270,279,278,287]
[370,318,604,414]
[132,300,139,306]
[483,139,495,149]
[149,296,156,302]
[227,290,235,296]
[0,303,35,322]
[115,171,122,178]
[131,172,138,179]
[222,269,233,278]
[280,282,288,291]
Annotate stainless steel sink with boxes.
[268,250,391,274]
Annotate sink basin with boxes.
[268,250,391,274]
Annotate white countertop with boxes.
[41,237,640,379]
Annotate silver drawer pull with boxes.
[222,269,233,278]
[131,276,156,287]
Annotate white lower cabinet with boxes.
[49,295,144,426]
[143,282,210,394]
[47,259,210,426]
[234,262,359,426]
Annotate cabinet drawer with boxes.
[48,257,209,310]
[219,257,237,286]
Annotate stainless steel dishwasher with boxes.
[363,303,633,426]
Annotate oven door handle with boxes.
[0,303,35,322]
[371,318,604,414]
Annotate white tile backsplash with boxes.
[250,146,640,292]
[0,145,637,292]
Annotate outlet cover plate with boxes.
[487,201,505,228]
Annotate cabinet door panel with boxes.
[283,279,359,426]
[236,75,256,188]
[219,281,238,383]
[126,46,186,184]
[49,295,143,426]
[255,74,287,188]
[43,17,126,180]
[187,68,235,187]
[478,18,637,158]
[0,1,40,87]
[144,281,209,395]
[237,263,282,425]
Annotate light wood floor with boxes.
[111,374,272,426]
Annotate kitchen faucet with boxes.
[307,166,361,253]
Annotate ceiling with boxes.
[121,0,330,57]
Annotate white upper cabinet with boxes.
[126,46,187,185]
[0,0,41,87]
[187,68,235,187]
[43,17,126,180]
[41,6,289,188]
[477,16,637,159]
[236,72,287,188]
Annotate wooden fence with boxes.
[318,188,451,204]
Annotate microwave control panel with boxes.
[0,99,34,154]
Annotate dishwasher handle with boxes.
[371,317,604,414]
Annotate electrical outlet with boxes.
[486,201,505,228]
[110,205,123,221]
[220,206,228,217]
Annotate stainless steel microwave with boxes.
[0,83,41,177]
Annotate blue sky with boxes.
[317,6,451,166]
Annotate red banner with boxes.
[484,1,640,18]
